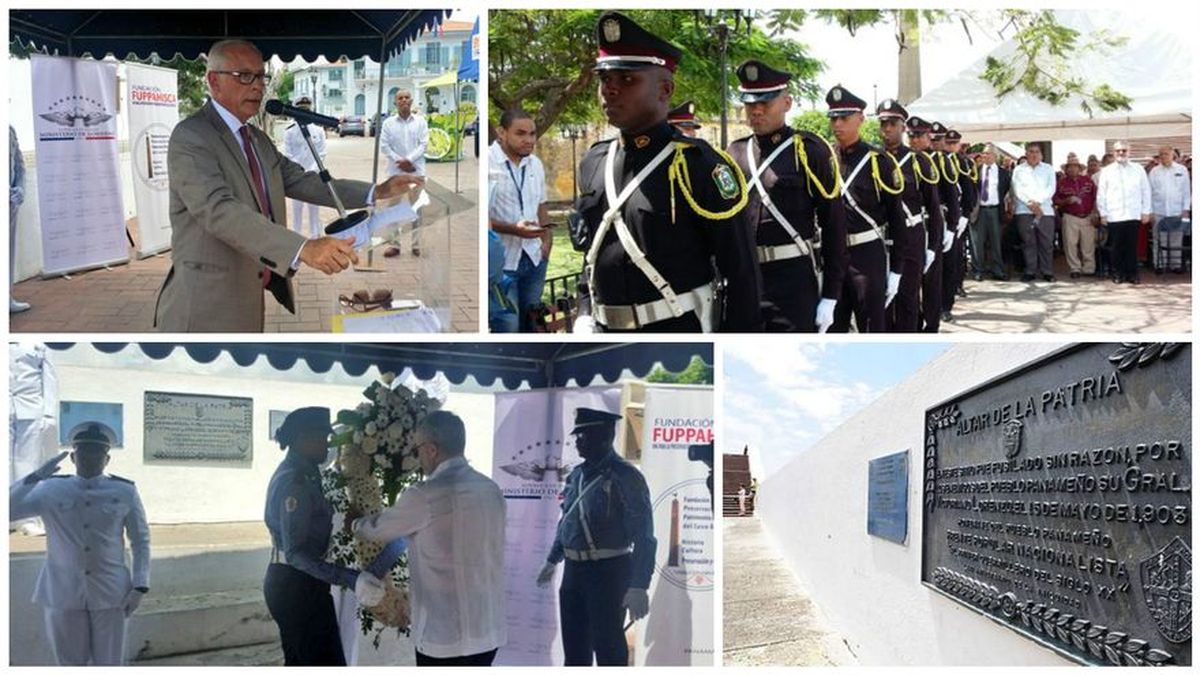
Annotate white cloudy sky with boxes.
[724,341,949,480]
[779,9,1177,114]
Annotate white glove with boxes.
[572,315,596,334]
[884,272,902,307]
[942,229,954,252]
[122,588,145,617]
[30,451,70,482]
[815,298,836,334]
[956,216,969,237]
[535,562,557,588]
[924,249,936,273]
[623,588,650,622]
[355,571,386,607]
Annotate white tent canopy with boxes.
[908,11,1191,141]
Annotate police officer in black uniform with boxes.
[905,116,948,333]
[826,85,907,333]
[263,407,396,666]
[727,61,847,332]
[878,97,940,331]
[667,100,701,137]
[928,122,964,325]
[536,407,656,666]
[944,128,978,299]
[570,12,761,333]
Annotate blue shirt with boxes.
[264,451,359,588]
[548,449,657,589]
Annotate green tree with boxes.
[792,109,881,146]
[489,10,824,137]
[809,9,1131,114]
[645,356,714,385]
[275,69,296,105]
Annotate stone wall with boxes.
[756,343,1077,666]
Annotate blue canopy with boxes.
[9,10,448,61]
[456,16,479,81]
[44,343,713,390]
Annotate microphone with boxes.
[264,99,340,129]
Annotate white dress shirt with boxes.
[1096,161,1152,222]
[10,474,151,610]
[978,163,1001,206]
[210,98,340,269]
[1011,161,1055,215]
[282,122,327,172]
[1148,162,1192,217]
[380,113,429,178]
[354,457,507,658]
[488,141,547,270]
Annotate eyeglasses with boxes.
[1114,148,1129,154]
[338,289,393,312]
[211,70,271,85]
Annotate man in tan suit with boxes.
[155,39,419,332]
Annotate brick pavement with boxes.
[10,135,479,333]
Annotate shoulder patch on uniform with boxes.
[285,496,299,513]
[713,164,739,200]
[108,474,135,485]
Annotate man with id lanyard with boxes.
[488,108,551,332]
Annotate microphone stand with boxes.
[297,123,373,261]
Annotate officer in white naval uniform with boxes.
[9,421,151,666]
[281,96,328,238]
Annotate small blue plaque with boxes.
[867,449,908,544]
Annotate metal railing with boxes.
[532,271,581,333]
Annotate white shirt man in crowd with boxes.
[379,89,429,256]
[1147,145,1191,272]
[350,411,507,666]
[488,108,551,333]
[281,96,328,238]
[1011,142,1057,282]
[1096,140,1153,284]
[9,422,151,666]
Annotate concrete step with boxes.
[134,640,283,667]
[127,588,276,662]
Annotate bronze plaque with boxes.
[144,391,253,465]
[921,343,1191,666]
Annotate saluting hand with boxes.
[300,236,359,275]
[31,451,69,482]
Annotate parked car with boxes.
[368,113,383,137]
[338,115,366,137]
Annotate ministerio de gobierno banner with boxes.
[491,386,622,666]
[32,55,128,276]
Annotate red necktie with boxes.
[239,125,273,288]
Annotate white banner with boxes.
[31,55,128,276]
[125,62,178,257]
[636,385,715,666]
[491,386,622,666]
